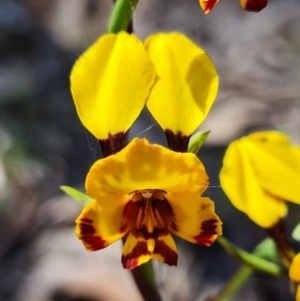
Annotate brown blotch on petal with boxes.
[243,0,268,12]
[201,219,219,235]
[153,239,178,266]
[123,200,141,220]
[79,223,96,235]
[80,218,93,224]
[78,221,106,251]
[155,198,178,231]
[82,235,106,251]
[193,218,219,246]
[98,131,127,157]
[131,226,169,240]
[165,129,191,152]
[122,241,150,270]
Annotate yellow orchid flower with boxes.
[290,253,300,301]
[76,138,222,269]
[200,0,268,14]
[70,31,221,268]
[220,131,300,228]
[70,31,219,155]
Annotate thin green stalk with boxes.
[131,261,163,301]
[217,237,286,276]
[214,266,253,301]
[108,0,139,33]
[210,237,288,301]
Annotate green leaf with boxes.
[188,130,210,154]
[292,223,300,242]
[212,238,285,301]
[217,236,287,276]
[213,266,253,301]
[253,238,281,262]
[60,186,92,206]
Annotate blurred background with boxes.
[1,0,300,300]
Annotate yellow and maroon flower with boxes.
[76,138,222,269]
[290,253,300,301]
[199,0,268,14]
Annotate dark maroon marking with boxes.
[98,131,127,157]
[123,200,141,219]
[193,219,219,246]
[78,220,106,251]
[80,218,93,224]
[153,239,178,266]
[200,219,218,236]
[171,221,178,232]
[156,198,179,232]
[79,223,96,235]
[244,0,267,12]
[131,226,169,240]
[119,224,127,234]
[121,200,142,234]
[122,241,150,270]
[165,129,191,152]
[122,195,178,241]
[82,235,106,251]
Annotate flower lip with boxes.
[122,189,177,237]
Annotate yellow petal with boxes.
[86,138,209,197]
[244,132,300,205]
[199,0,220,14]
[220,139,287,228]
[75,197,128,251]
[240,0,268,12]
[290,253,300,283]
[167,192,222,245]
[145,33,219,136]
[70,32,156,139]
[122,232,178,270]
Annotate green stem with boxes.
[108,0,139,33]
[209,237,288,301]
[213,266,253,301]
[131,261,162,301]
[217,237,286,276]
